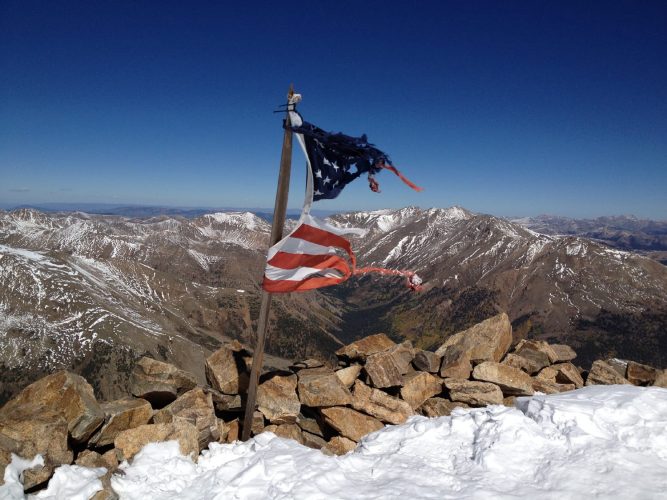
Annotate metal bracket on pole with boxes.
[241,85,295,441]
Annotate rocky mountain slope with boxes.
[1,206,666,403]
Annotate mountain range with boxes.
[1,206,666,403]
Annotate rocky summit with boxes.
[2,312,666,496]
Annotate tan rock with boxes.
[153,388,219,451]
[297,368,352,407]
[217,418,240,443]
[550,344,577,362]
[302,431,327,450]
[626,361,658,386]
[131,357,197,407]
[323,436,357,456]
[351,380,414,424]
[205,344,247,395]
[263,423,305,444]
[536,366,559,382]
[0,409,72,490]
[0,371,104,444]
[335,365,363,388]
[320,407,384,442]
[532,378,576,394]
[514,340,559,364]
[89,397,152,447]
[552,363,584,388]
[436,313,512,363]
[439,345,472,379]
[419,398,469,417]
[335,333,396,361]
[586,360,632,386]
[413,350,441,373]
[364,342,414,388]
[653,370,667,388]
[502,353,545,375]
[444,379,504,406]
[114,421,199,462]
[400,372,443,409]
[507,347,550,374]
[256,373,301,424]
[472,362,534,396]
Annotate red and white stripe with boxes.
[263,214,363,292]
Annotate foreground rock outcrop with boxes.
[2,311,666,494]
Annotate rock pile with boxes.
[2,313,666,496]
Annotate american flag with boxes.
[262,106,422,293]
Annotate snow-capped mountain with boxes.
[1,206,666,402]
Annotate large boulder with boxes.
[257,373,301,424]
[297,368,352,407]
[626,361,658,386]
[335,334,396,362]
[89,397,153,448]
[205,343,248,395]
[472,362,534,396]
[131,357,197,407]
[585,360,632,386]
[0,371,104,443]
[114,421,199,462]
[351,380,414,425]
[364,341,414,388]
[153,388,219,451]
[400,372,443,409]
[0,410,72,491]
[320,407,384,442]
[444,379,504,406]
[436,313,512,363]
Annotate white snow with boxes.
[3,385,667,499]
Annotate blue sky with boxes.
[1,1,666,218]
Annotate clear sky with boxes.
[1,1,666,219]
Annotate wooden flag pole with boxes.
[242,85,295,440]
